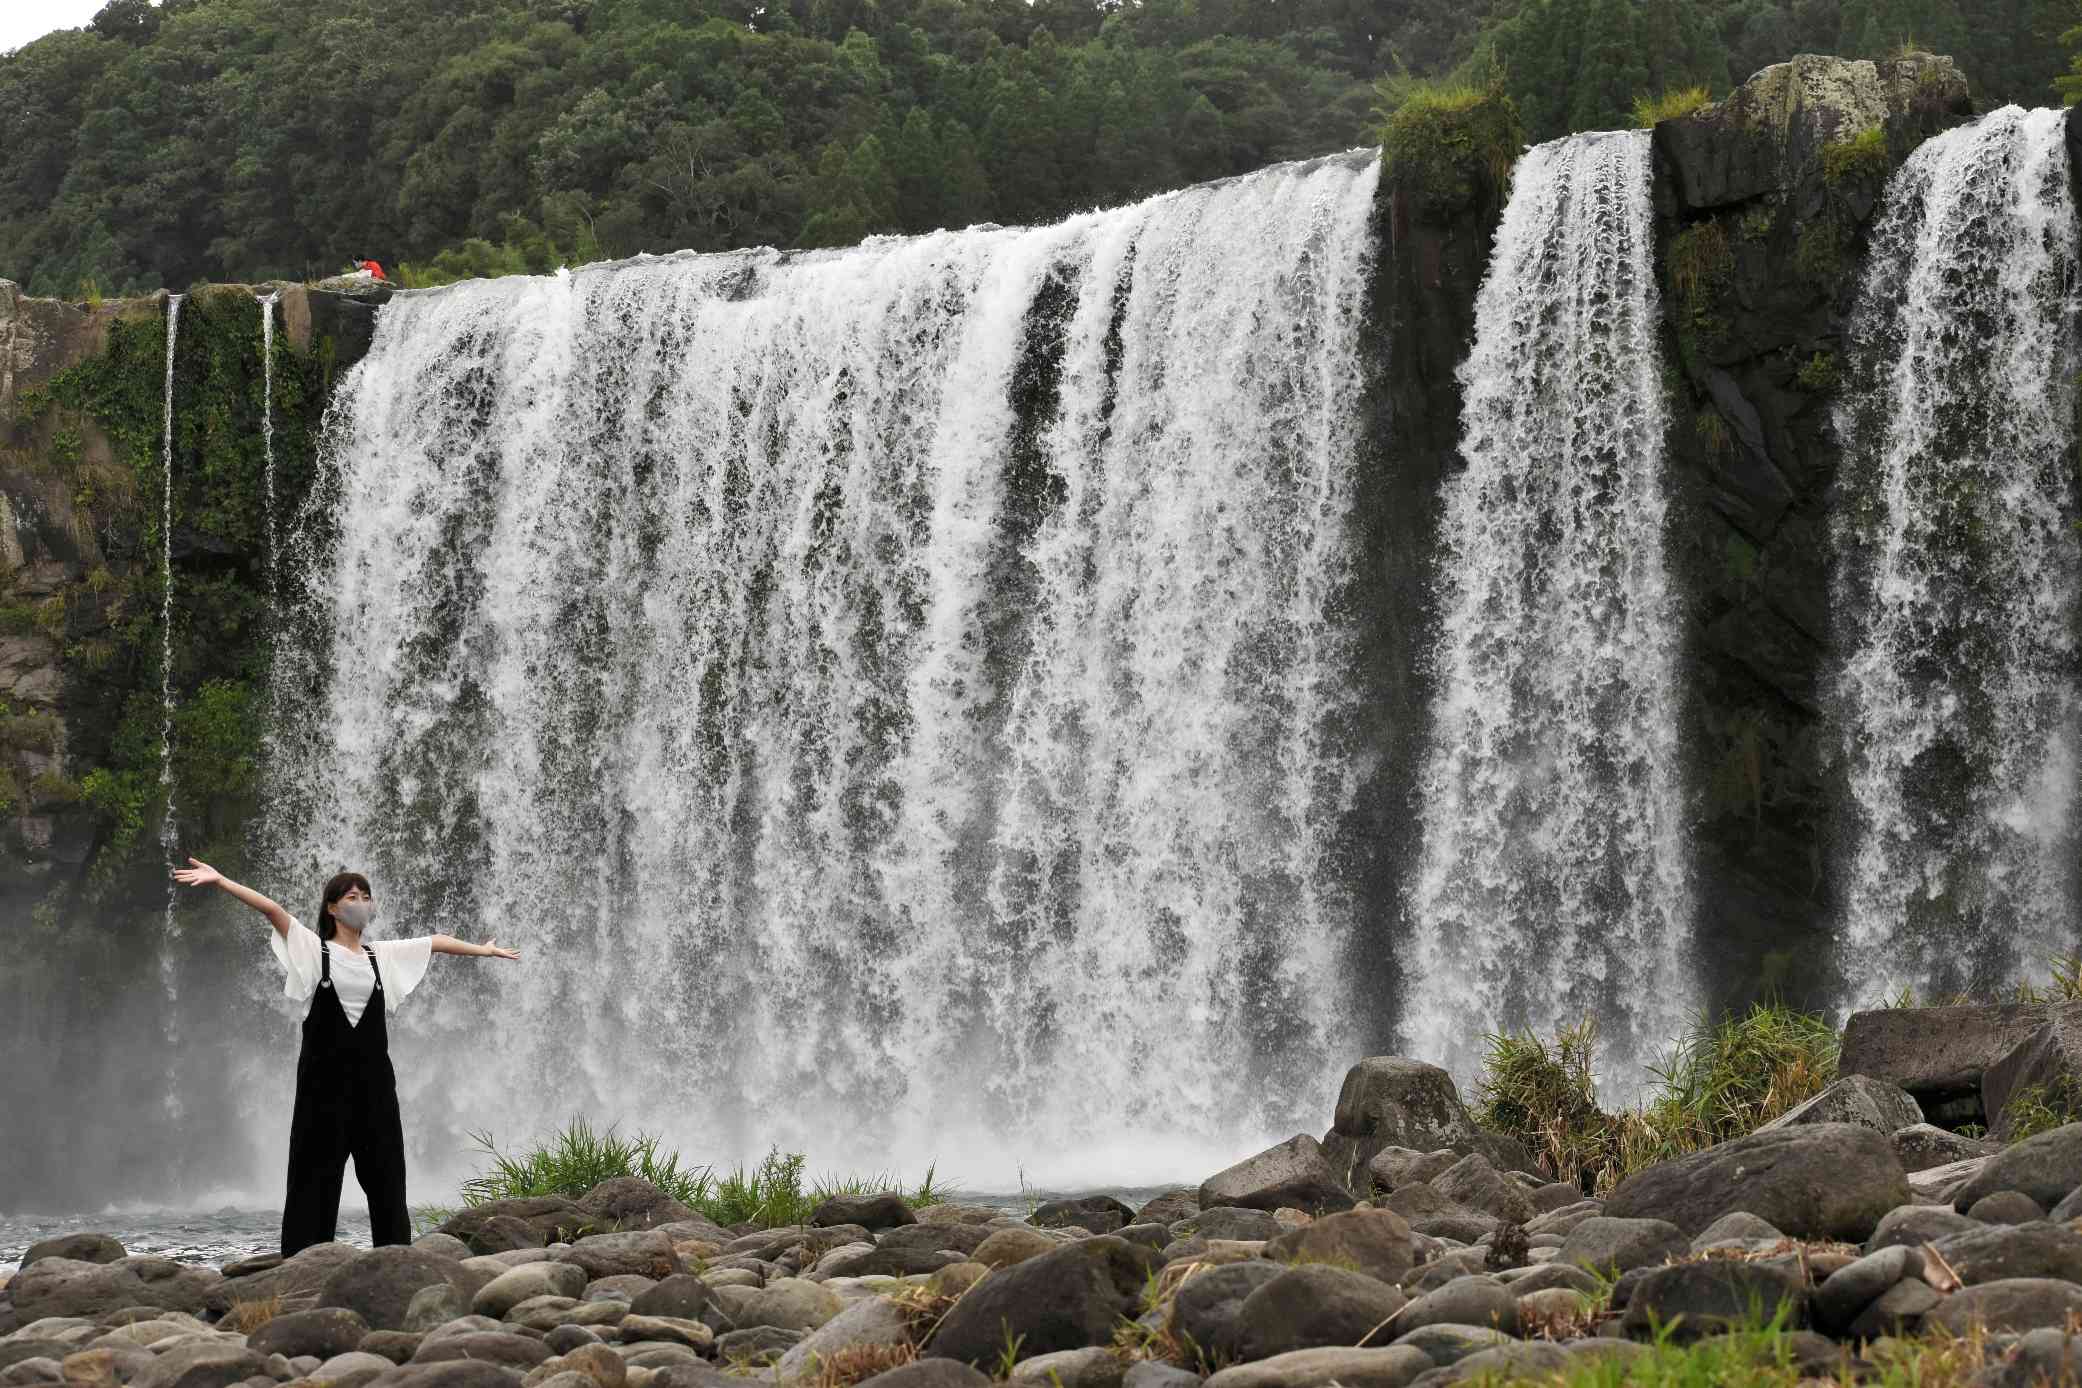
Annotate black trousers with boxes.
[281,942,412,1256]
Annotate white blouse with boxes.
[269,919,434,1028]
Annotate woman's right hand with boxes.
[172,857,222,888]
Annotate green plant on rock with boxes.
[461,1116,714,1210]
[1377,79,1525,218]
[1795,351,1840,393]
[1669,220,1735,354]
[1794,214,1846,283]
[1648,1002,1839,1147]
[2001,1078,2082,1140]
[1695,408,1732,457]
[1474,1017,1615,1190]
[1631,85,1712,127]
[1821,125,1892,187]
[1738,203,1777,241]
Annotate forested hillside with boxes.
[0,0,2068,295]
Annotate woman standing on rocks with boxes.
[172,858,521,1256]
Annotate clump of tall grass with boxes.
[1475,1002,1838,1194]
[1374,73,1524,216]
[1631,85,1713,127]
[459,1118,951,1230]
[1886,952,2082,1008]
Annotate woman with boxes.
[172,858,521,1256]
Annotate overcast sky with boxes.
[2,0,110,54]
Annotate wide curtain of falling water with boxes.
[1832,106,2082,1005]
[1405,130,1695,1090]
[260,152,1382,1188]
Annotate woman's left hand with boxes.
[481,938,522,961]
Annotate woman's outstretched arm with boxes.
[172,858,294,938]
[431,935,522,961]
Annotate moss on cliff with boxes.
[1379,82,1524,222]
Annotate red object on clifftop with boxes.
[356,259,389,281]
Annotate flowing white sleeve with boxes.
[374,936,435,1003]
[269,919,324,1002]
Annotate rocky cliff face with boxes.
[1649,53,1978,1007]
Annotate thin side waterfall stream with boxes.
[263,153,1382,1185]
[158,292,184,1114]
[1832,105,2082,1002]
[1405,130,1694,1088]
[259,291,278,606]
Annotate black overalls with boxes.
[280,940,411,1256]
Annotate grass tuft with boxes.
[1632,85,1713,127]
[1376,77,1524,218]
[222,1296,283,1334]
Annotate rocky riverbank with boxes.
[14,1011,2082,1388]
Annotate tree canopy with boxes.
[0,0,2068,295]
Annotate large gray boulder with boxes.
[1951,1122,2082,1211]
[248,1308,371,1360]
[806,1194,915,1231]
[1755,1075,1922,1135]
[1170,1263,1286,1362]
[9,1258,227,1322]
[574,1178,697,1233]
[1838,1004,2050,1124]
[1653,52,1970,216]
[1554,1217,1686,1275]
[130,1341,271,1388]
[1320,1059,1533,1192]
[1200,1136,1355,1215]
[435,1199,586,1252]
[1602,1123,1908,1239]
[772,1299,914,1383]
[221,1243,363,1307]
[1619,1262,1806,1342]
[1264,1209,1417,1286]
[19,1235,124,1269]
[927,1237,1157,1366]
[1892,1124,1994,1171]
[472,1263,587,1319]
[319,1248,483,1332]
[1928,1223,2082,1287]
[1429,1154,1532,1224]
[560,1231,683,1281]
[1201,1347,1432,1388]
[1232,1265,1407,1361]
[1923,1279,2082,1335]
[1984,1004,2082,1142]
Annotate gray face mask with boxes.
[335,899,377,932]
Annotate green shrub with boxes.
[1649,1002,1839,1146]
[1475,1018,1615,1190]
[1794,351,1840,393]
[458,1118,951,1230]
[1632,85,1712,127]
[1821,126,1891,186]
[1377,79,1525,218]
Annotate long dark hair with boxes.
[317,870,373,942]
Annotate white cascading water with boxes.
[158,293,184,1108]
[1832,106,2082,1003]
[266,153,1380,1186]
[259,292,278,606]
[1405,131,1694,1089]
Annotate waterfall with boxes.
[260,292,278,606]
[267,153,1381,1183]
[1405,131,1694,1087]
[1832,106,2082,1003]
[158,292,184,1104]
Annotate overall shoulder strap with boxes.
[366,944,384,989]
[319,938,332,985]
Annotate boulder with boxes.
[1182,1209,1282,1243]
[248,1309,371,1361]
[19,1236,124,1269]
[1170,1262,1287,1362]
[1121,1366,1199,1388]
[1553,1218,1686,1275]
[1966,1191,2046,1225]
[1200,1137,1355,1216]
[1501,1265,1599,1297]
[362,1363,525,1388]
[1405,1342,1569,1385]
[1985,1005,2082,1143]
[1232,1266,1406,1362]
[878,1225,990,1258]
[714,1325,802,1362]
[1688,1212,1784,1252]
[1389,1325,1513,1367]
[1602,1123,1908,1239]
[1618,1261,1806,1342]
[319,1249,480,1333]
[772,1298,913,1380]
[1032,1198,1134,1236]
[625,1277,713,1321]
[403,1286,471,1333]
[1838,1004,2049,1121]
[1264,1210,1417,1286]
[410,1334,552,1369]
[1922,1278,2082,1335]
[927,1237,1156,1366]
[10,1259,227,1322]
[473,1264,587,1320]
[413,1234,472,1261]
[1843,1277,1941,1339]
[574,1180,696,1233]
[1811,1246,1920,1334]
[1201,1347,1431,1388]
[858,1364,990,1388]
[1892,1124,1993,1171]
[972,1229,1059,1269]
[580,1274,654,1303]
[436,1201,585,1252]
[1321,1060,1484,1191]
[559,1234,680,1282]
[1865,1204,1981,1250]
[220,1245,363,1309]
[1004,1347,1124,1388]
[1383,1279,1518,1338]
[1952,1122,2082,1211]
[805,1195,915,1231]
[130,1342,272,1388]
[615,1316,712,1351]
[1134,1192,1199,1227]
[1979,1326,2082,1388]
[310,1354,395,1388]
[734,1280,842,1333]
[357,1333,425,1364]
[817,1248,966,1280]
[1755,1076,1922,1135]
[1427,1156,1532,1225]
[1927,1223,2082,1286]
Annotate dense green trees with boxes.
[0,0,2072,296]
